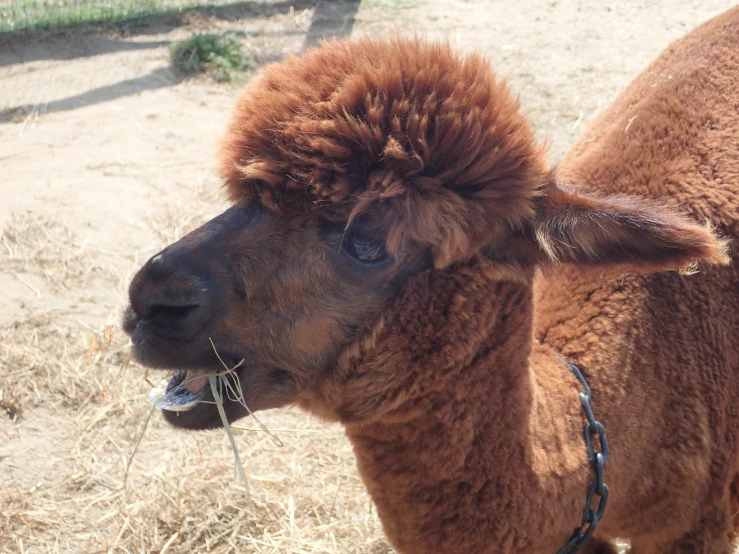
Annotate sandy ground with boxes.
[0,1,736,552]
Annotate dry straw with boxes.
[1,191,390,553]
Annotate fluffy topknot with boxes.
[219,36,547,267]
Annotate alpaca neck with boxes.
[342,269,588,553]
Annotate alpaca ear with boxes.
[529,173,730,271]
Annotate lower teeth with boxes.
[149,377,202,412]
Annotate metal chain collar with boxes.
[555,356,610,554]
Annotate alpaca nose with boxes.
[128,250,217,339]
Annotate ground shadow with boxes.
[0,0,363,120]
[0,0,318,66]
[302,0,361,50]
[0,67,180,121]
[116,0,320,36]
[0,35,170,68]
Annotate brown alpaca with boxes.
[124,8,738,554]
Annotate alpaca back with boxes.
[534,6,739,539]
[562,6,739,236]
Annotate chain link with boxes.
[556,356,609,554]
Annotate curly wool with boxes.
[219,37,547,267]
[211,10,739,553]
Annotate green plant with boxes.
[366,0,418,12]
[0,0,175,33]
[170,33,252,82]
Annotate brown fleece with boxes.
[214,11,739,554]
[219,36,548,267]
[533,6,739,553]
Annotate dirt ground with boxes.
[0,1,736,552]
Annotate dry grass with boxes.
[0,212,131,419]
[1,403,390,552]
[0,187,391,553]
[0,211,124,296]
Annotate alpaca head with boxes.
[123,37,728,429]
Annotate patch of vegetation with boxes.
[0,0,177,33]
[366,0,418,12]
[170,33,252,82]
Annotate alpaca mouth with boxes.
[149,369,212,412]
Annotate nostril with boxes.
[129,250,219,339]
[147,304,201,328]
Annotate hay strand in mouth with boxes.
[208,375,250,493]
[207,337,285,492]
[209,337,283,447]
[219,365,284,447]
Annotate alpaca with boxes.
[123,7,739,553]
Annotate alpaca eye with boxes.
[342,232,389,265]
